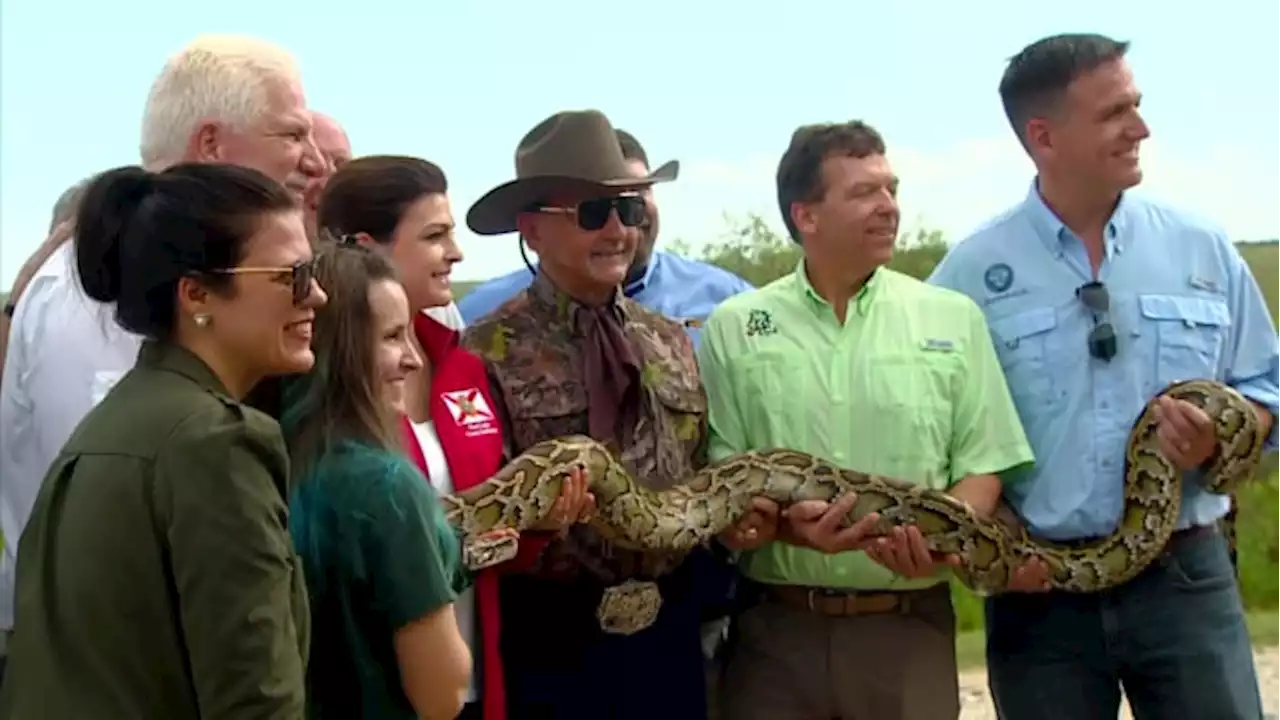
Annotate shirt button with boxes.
[1102,459,1113,468]
[1100,400,1109,409]
[834,451,846,462]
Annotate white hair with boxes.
[139,35,301,170]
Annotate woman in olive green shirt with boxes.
[0,163,326,720]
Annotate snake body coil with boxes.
[442,379,1265,594]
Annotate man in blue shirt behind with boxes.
[458,128,754,346]
[930,33,1278,720]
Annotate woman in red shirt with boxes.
[315,155,594,720]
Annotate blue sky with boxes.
[2,0,1277,289]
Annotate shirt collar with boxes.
[622,251,661,296]
[137,340,233,397]
[528,269,630,329]
[412,310,459,364]
[793,257,881,318]
[1024,178,1130,258]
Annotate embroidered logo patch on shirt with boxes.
[745,309,778,337]
[921,338,955,352]
[1188,275,1221,294]
[442,389,495,426]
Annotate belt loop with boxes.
[899,593,912,614]
[806,587,818,612]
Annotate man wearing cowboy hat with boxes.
[456,128,754,347]
[461,109,775,720]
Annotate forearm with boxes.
[947,473,1003,518]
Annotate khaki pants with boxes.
[722,584,958,720]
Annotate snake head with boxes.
[461,533,520,571]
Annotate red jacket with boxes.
[399,312,551,720]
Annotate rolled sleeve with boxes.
[949,301,1036,484]
[365,462,458,628]
[157,407,305,720]
[1221,247,1280,451]
[696,310,747,463]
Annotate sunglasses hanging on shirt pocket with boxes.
[1077,281,1117,361]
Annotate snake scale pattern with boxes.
[441,379,1266,595]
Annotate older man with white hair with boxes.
[0,34,324,689]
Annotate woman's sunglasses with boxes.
[534,193,648,231]
[210,258,317,306]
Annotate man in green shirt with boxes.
[700,120,1039,720]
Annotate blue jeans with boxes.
[985,527,1263,720]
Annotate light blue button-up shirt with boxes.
[928,183,1279,540]
[457,250,755,346]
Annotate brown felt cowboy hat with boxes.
[465,109,679,236]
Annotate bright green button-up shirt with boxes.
[698,262,1034,590]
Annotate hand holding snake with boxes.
[442,379,1266,597]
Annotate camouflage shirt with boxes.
[461,272,708,584]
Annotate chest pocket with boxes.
[501,369,589,450]
[736,352,803,446]
[1138,294,1230,385]
[989,307,1060,410]
[648,366,707,445]
[860,350,956,466]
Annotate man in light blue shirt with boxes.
[930,33,1277,720]
[458,129,754,345]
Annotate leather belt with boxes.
[766,584,933,617]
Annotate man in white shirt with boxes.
[0,34,326,680]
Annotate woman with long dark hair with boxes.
[311,155,592,720]
[1,162,324,719]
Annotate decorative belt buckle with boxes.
[596,579,662,635]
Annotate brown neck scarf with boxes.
[573,302,642,443]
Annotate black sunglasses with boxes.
[211,258,317,306]
[1076,281,1117,361]
[535,194,648,231]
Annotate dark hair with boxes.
[775,121,886,242]
[316,155,448,243]
[615,129,649,167]
[282,241,402,475]
[75,162,296,339]
[999,33,1131,148]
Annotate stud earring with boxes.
[194,313,212,328]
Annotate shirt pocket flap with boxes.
[1138,294,1232,329]
[504,375,588,419]
[649,372,707,415]
[990,307,1058,346]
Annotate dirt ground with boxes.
[958,645,1279,720]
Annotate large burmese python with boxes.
[442,379,1265,601]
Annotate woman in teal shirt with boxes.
[283,241,496,720]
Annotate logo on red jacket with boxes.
[441,388,498,437]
